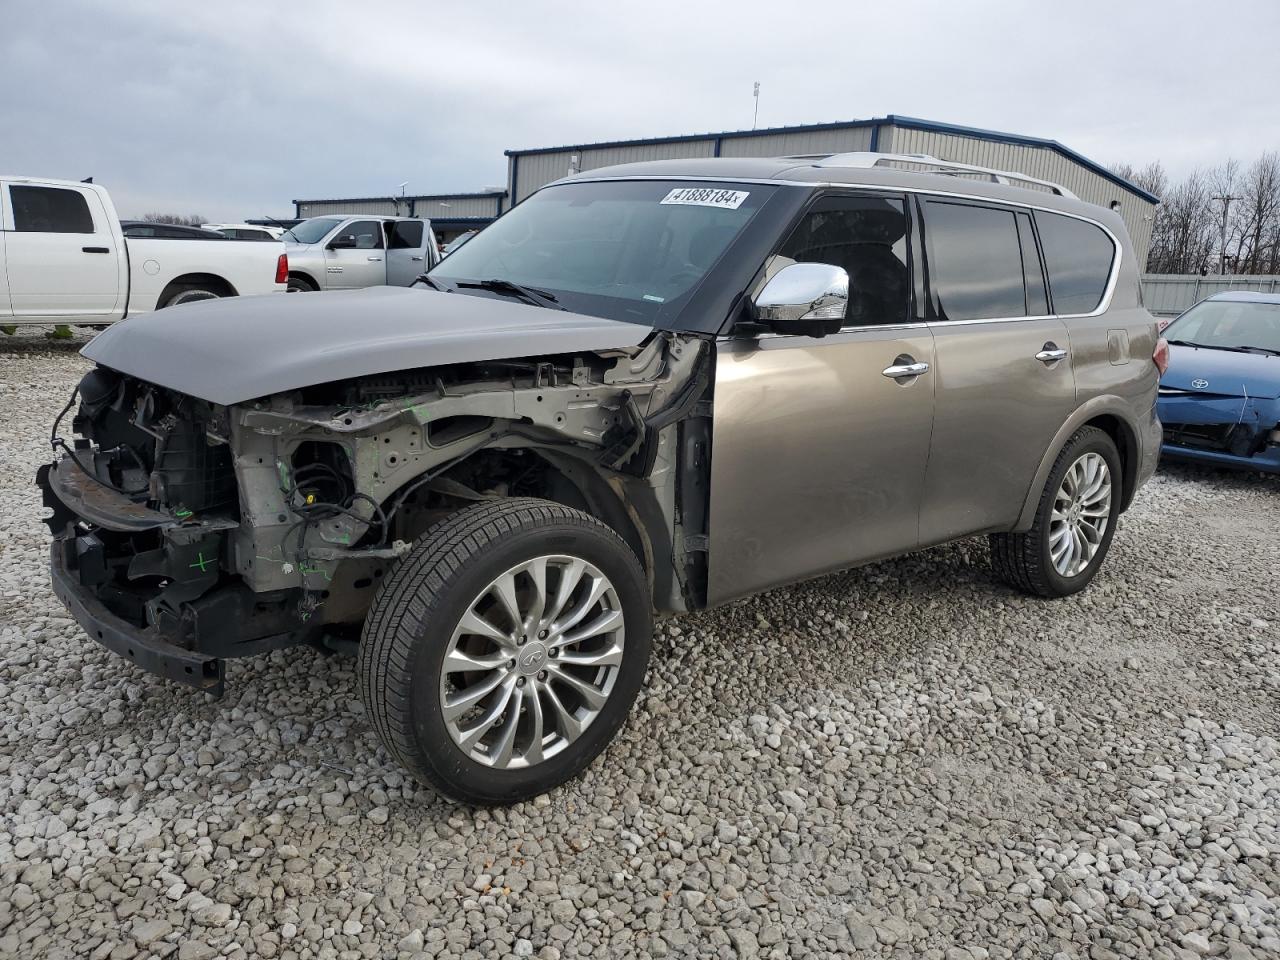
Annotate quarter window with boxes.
[775,195,910,325]
[10,186,95,233]
[924,200,1025,321]
[1036,212,1115,315]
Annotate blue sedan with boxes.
[1157,291,1280,473]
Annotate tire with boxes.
[990,426,1122,598]
[286,275,317,293]
[161,286,220,308]
[359,497,652,805]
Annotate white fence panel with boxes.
[1140,274,1280,316]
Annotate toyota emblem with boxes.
[1191,378,1209,389]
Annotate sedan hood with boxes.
[1162,344,1280,399]
[83,287,653,405]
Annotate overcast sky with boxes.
[4,0,1278,220]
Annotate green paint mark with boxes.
[298,564,332,581]
[189,552,213,573]
[174,508,193,519]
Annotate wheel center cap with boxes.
[516,641,549,676]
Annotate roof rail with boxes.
[808,152,1077,199]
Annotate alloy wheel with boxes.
[1049,452,1112,577]
[439,555,625,769]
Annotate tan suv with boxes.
[41,153,1163,803]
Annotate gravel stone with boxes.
[2,329,1279,959]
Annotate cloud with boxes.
[3,0,1277,219]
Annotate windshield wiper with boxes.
[415,274,447,291]
[1165,340,1275,355]
[455,278,564,310]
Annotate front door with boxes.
[3,182,122,318]
[707,193,936,605]
[916,198,1077,544]
[323,219,387,290]
[385,220,427,286]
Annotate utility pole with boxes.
[1211,193,1241,275]
[752,82,760,130]
[396,182,408,217]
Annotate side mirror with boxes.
[751,262,848,336]
[327,234,357,250]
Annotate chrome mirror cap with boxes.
[752,262,849,325]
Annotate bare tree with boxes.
[1146,170,1216,275]
[140,213,208,226]
[1235,152,1280,273]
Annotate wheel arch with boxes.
[287,270,320,291]
[1014,399,1142,530]
[156,272,238,308]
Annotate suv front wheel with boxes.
[358,498,652,805]
[990,426,1122,598]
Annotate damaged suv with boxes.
[40,154,1162,804]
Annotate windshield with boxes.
[284,217,343,244]
[428,179,773,326]
[1165,299,1280,353]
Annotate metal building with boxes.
[504,115,1159,263]
[289,191,506,242]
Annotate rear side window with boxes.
[1036,212,1115,315]
[389,221,424,249]
[924,200,1025,321]
[10,186,95,233]
[775,195,910,325]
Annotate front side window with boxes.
[772,195,909,325]
[1163,299,1280,354]
[430,179,775,327]
[10,185,95,233]
[1036,211,1115,315]
[924,200,1025,321]
[337,220,383,249]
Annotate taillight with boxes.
[275,253,289,285]
[1153,337,1169,376]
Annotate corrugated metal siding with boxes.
[718,126,875,158]
[1141,274,1280,315]
[886,127,1156,266]
[296,199,399,217]
[412,196,499,219]
[512,140,717,202]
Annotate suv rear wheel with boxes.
[990,426,1121,598]
[358,498,652,805]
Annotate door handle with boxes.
[82,246,110,254]
[1036,345,1068,364]
[882,361,930,380]
[410,256,423,262]
[367,256,383,262]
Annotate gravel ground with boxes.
[2,328,1279,960]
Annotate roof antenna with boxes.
[81,176,93,183]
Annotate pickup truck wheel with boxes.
[359,498,652,805]
[162,286,220,308]
[990,426,1121,598]
[286,275,317,293]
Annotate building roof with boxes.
[292,189,506,205]
[505,114,1160,206]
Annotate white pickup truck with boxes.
[0,176,287,328]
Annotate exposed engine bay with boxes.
[39,332,712,694]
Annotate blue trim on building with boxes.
[503,115,1159,205]
[291,190,507,206]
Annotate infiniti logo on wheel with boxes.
[520,647,547,670]
[1191,378,1209,389]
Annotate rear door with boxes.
[916,197,1076,545]
[385,220,428,286]
[3,182,122,317]
[708,192,936,604]
[323,219,387,289]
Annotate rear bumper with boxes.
[49,538,225,696]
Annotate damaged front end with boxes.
[1158,386,1280,473]
[39,333,711,696]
